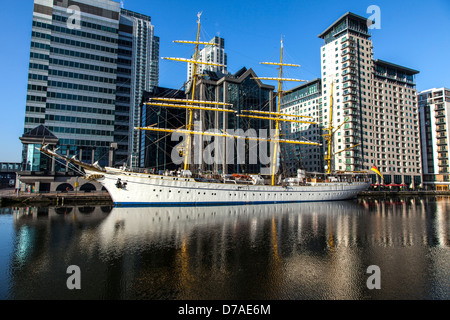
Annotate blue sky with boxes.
[0,0,449,163]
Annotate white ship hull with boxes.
[87,168,370,207]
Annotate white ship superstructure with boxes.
[84,167,369,206]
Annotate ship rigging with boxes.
[136,13,321,185]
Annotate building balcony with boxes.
[342,63,357,70]
[343,83,357,91]
[345,110,360,118]
[341,37,355,44]
[343,76,357,83]
[374,72,415,85]
[342,70,357,78]
[343,90,358,97]
[347,117,359,124]
[344,103,357,110]
[343,96,358,103]
[341,43,356,51]
[345,139,361,146]
[344,130,357,136]
[345,153,363,162]
[341,50,356,57]
[342,56,357,63]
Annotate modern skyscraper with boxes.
[418,88,450,190]
[317,12,422,187]
[117,8,159,167]
[23,0,158,171]
[280,79,323,175]
[26,0,121,169]
[187,36,227,82]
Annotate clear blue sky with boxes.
[0,0,449,163]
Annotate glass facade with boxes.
[139,68,274,174]
[25,0,120,168]
[120,8,160,168]
[224,74,272,174]
[24,1,159,170]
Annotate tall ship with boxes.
[40,13,370,207]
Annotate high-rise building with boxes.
[187,36,227,82]
[280,79,323,175]
[117,8,159,167]
[25,0,121,169]
[317,12,422,187]
[23,0,158,171]
[418,88,450,190]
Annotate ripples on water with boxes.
[0,197,448,300]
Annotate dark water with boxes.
[0,197,448,300]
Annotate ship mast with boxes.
[137,24,321,182]
[184,12,202,172]
[141,12,228,172]
[247,38,318,186]
[322,81,360,174]
[324,83,334,174]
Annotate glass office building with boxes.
[24,0,158,169]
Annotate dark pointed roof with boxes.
[233,67,248,78]
[20,125,59,144]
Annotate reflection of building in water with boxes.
[98,199,448,299]
[13,206,112,224]
[357,197,448,247]
[7,199,449,299]
[9,205,114,299]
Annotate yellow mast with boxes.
[157,13,226,172]
[183,12,202,171]
[240,110,313,119]
[271,40,284,186]
[137,126,320,146]
[253,38,313,186]
[139,29,322,182]
[323,82,359,174]
[324,83,334,174]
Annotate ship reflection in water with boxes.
[2,197,449,300]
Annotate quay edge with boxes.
[2,190,450,207]
[358,190,450,197]
[0,193,112,207]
